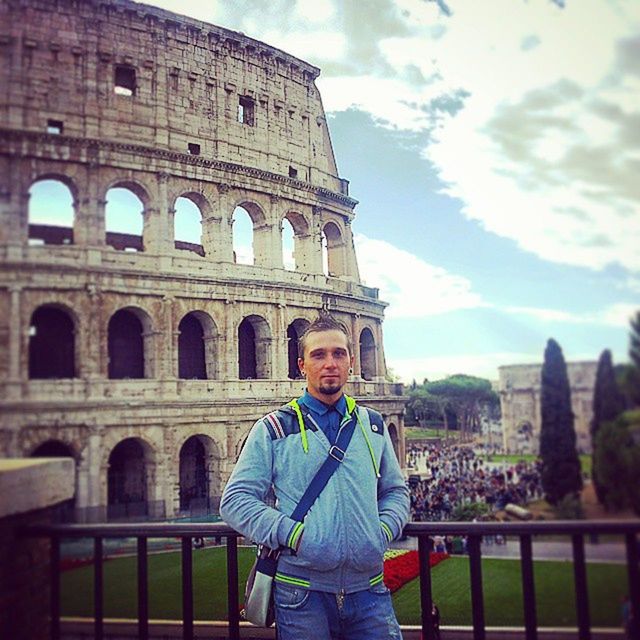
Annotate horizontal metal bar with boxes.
[22,518,640,539]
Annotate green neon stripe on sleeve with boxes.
[369,572,384,586]
[381,521,393,542]
[288,400,309,453]
[288,522,304,549]
[275,573,311,588]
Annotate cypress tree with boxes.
[539,338,583,505]
[591,349,625,504]
[631,310,640,370]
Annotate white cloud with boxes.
[354,234,485,318]
[505,302,639,327]
[146,0,640,276]
[389,351,540,383]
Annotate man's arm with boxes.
[377,422,410,544]
[219,418,302,551]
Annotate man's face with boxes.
[298,329,354,403]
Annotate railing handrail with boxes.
[22,518,640,539]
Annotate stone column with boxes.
[223,302,238,378]
[350,314,361,378]
[162,296,175,380]
[0,160,29,253]
[272,304,288,379]
[209,184,234,263]
[310,206,325,275]
[6,286,23,399]
[375,322,387,380]
[344,220,361,282]
[74,164,106,247]
[81,286,102,382]
[142,173,170,255]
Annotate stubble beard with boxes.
[318,381,343,397]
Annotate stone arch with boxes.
[178,311,218,379]
[359,327,377,381]
[104,181,150,252]
[287,318,310,379]
[173,192,208,256]
[177,433,221,514]
[106,436,155,520]
[322,220,345,277]
[28,176,77,246]
[232,200,268,266]
[388,423,399,461]
[282,210,310,272]
[238,314,271,379]
[28,304,77,379]
[107,306,154,379]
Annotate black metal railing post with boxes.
[418,535,434,640]
[181,537,194,640]
[226,535,240,640]
[94,537,103,640]
[467,534,485,640]
[519,534,537,640]
[137,537,148,640]
[50,536,60,640]
[626,532,640,637]
[572,534,591,640]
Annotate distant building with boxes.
[498,362,597,455]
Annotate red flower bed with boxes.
[383,551,449,592]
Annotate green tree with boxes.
[426,374,499,441]
[591,350,625,504]
[539,339,583,505]
[594,410,640,514]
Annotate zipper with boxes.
[336,588,345,610]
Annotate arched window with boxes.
[232,206,254,265]
[107,438,148,519]
[178,313,206,379]
[29,306,75,379]
[179,436,208,513]
[322,221,344,277]
[287,319,309,379]
[282,217,295,271]
[359,327,377,381]
[108,309,145,379]
[105,187,144,251]
[238,315,271,379]
[28,179,75,246]
[174,196,204,256]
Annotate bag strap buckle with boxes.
[328,445,345,462]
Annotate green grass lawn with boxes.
[405,427,450,440]
[61,548,625,627]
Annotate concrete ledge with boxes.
[59,618,625,639]
[0,458,74,518]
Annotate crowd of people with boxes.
[406,442,543,522]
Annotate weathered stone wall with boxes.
[0,458,75,640]
[0,0,406,521]
[498,361,598,455]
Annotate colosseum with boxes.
[0,0,405,522]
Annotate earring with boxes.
[349,368,353,374]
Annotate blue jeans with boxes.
[273,582,403,640]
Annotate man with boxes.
[220,315,409,639]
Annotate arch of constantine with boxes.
[0,0,405,521]
[498,361,598,455]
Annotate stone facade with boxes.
[498,361,598,455]
[0,0,405,522]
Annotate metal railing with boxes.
[23,520,640,640]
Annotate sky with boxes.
[33,0,640,383]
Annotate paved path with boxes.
[392,537,627,563]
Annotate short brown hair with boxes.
[298,314,353,359]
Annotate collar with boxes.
[300,390,348,418]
